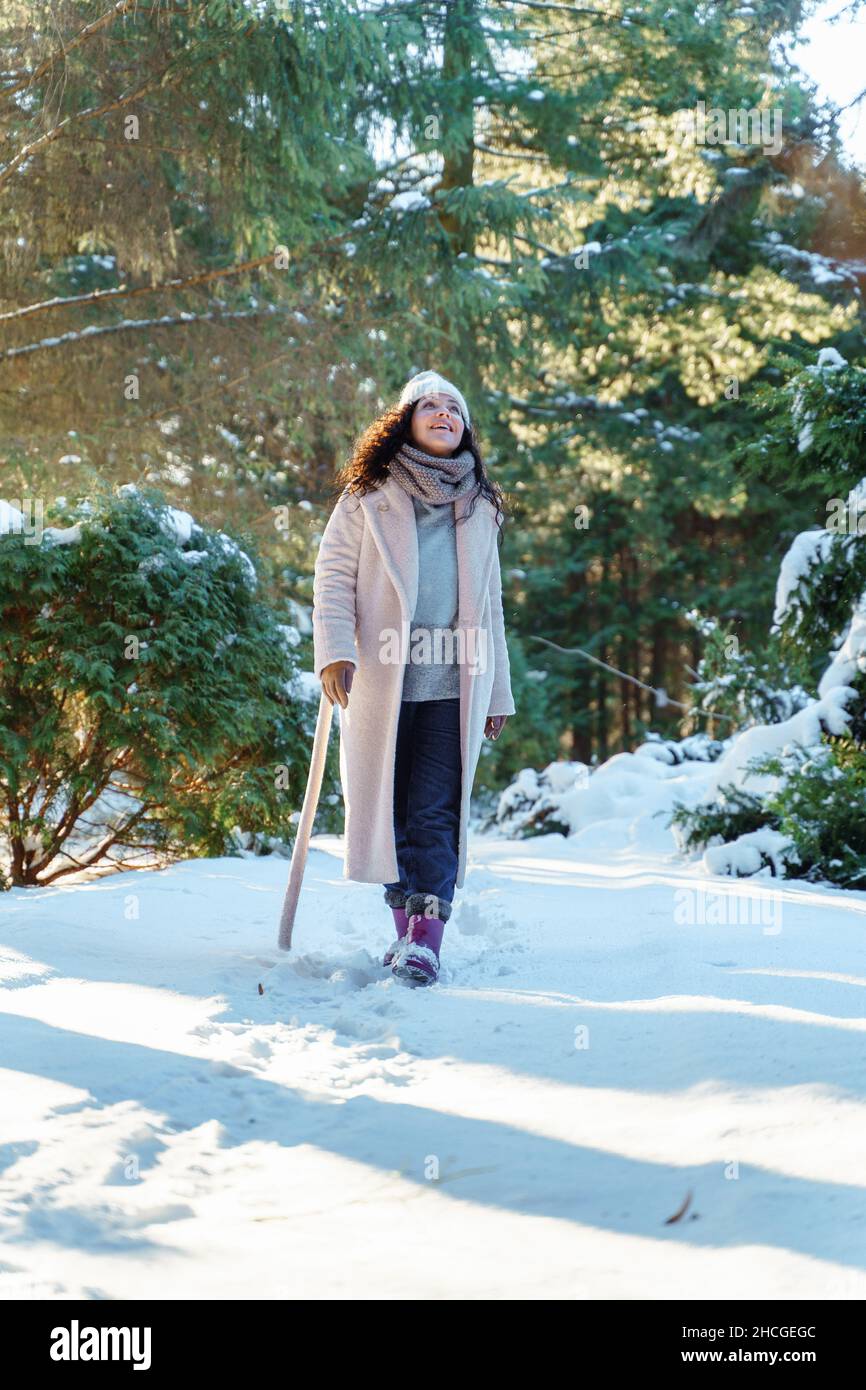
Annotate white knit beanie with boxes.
[397,370,471,428]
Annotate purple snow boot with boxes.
[392,913,445,987]
[383,906,409,967]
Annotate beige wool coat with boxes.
[311,472,516,889]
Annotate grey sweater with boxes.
[401,495,461,701]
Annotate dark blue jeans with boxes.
[382,697,462,925]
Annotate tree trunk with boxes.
[439,0,477,259]
[437,0,484,403]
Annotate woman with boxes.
[312,370,516,987]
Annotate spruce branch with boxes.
[0,253,278,324]
[0,69,175,192]
[0,228,354,326]
[0,13,254,194]
[1,0,149,102]
[0,304,286,361]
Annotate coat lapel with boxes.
[359,474,497,627]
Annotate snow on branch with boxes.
[0,253,278,325]
[0,304,286,361]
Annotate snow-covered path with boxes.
[2,829,866,1300]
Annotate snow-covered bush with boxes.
[669,782,774,853]
[491,352,866,885]
[493,736,723,845]
[757,740,866,888]
[492,761,584,838]
[632,730,725,764]
[678,729,866,888]
[687,611,810,728]
[668,569,865,881]
[670,350,866,884]
[702,827,800,880]
[0,484,330,888]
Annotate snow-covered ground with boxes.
[2,823,866,1300]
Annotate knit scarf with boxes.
[388,440,479,506]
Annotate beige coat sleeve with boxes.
[486,538,516,717]
[312,490,363,681]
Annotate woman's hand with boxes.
[484,714,509,740]
[321,660,355,709]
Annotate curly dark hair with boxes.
[331,400,507,538]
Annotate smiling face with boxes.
[409,391,467,456]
